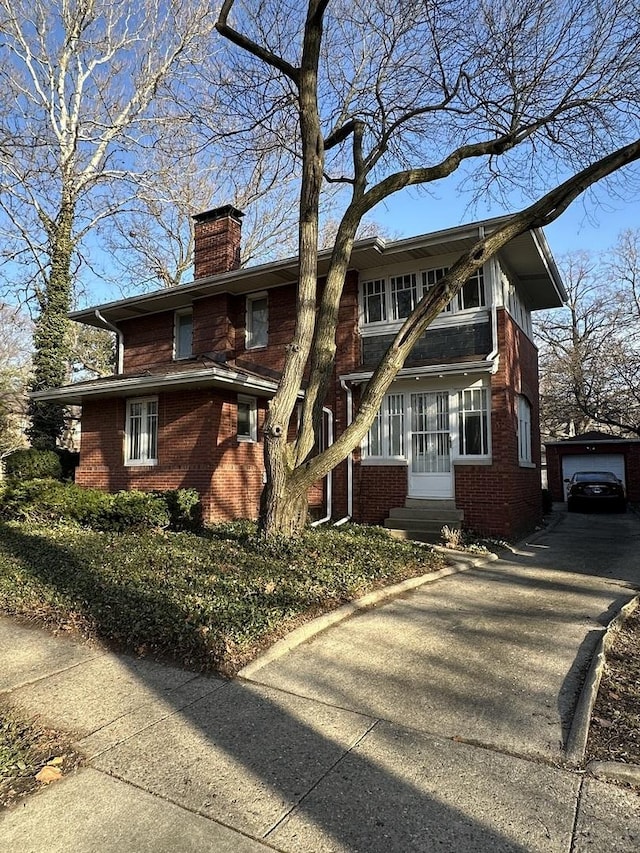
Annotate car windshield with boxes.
[573,472,619,483]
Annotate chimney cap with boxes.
[192,205,244,223]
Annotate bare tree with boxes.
[215,0,640,536]
[537,233,640,439]
[0,0,215,446]
[0,303,32,454]
[103,142,301,295]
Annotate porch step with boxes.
[387,506,464,524]
[383,500,463,545]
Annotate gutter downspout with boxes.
[310,406,334,527]
[480,225,499,373]
[334,379,353,526]
[95,310,124,374]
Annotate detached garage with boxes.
[546,431,640,504]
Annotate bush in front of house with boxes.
[3,449,62,482]
[154,488,203,532]
[0,479,170,532]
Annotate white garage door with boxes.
[562,454,626,499]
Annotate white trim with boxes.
[340,360,496,384]
[360,457,408,467]
[359,308,490,337]
[30,365,280,405]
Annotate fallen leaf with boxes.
[48,756,64,766]
[35,766,62,784]
[593,716,614,728]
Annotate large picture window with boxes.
[458,388,489,456]
[364,393,405,459]
[125,397,158,465]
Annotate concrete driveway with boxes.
[2,507,640,852]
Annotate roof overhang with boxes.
[340,359,496,384]
[70,216,566,329]
[30,366,280,406]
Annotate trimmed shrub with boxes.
[156,488,203,532]
[99,491,170,532]
[0,480,169,532]
[4,449,62,482]
[542,488,553,514]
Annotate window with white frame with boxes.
[174,309,193,359]
[237,394,257,442]
[125,397,158,465]
[518,395,532,464]
[363,278,387,323]
[458,388,489,456]
[363,393,405,459]
[246,293,268,349]
[390,274,418,320]
[361,266,486,326]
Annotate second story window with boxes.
[361,266,487,327]
[390,274,418,320]
[246,293,268,349]
[174,309,193,360]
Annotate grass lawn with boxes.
[0,520,446,676]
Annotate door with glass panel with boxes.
[408,391,453,498]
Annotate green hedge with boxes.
[3,449,62,482]
[0,480,202,533]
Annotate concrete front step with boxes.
[386,527,445,544]
[384,517,453,535]
[387,506,464,523]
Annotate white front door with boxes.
[408,391,454,498]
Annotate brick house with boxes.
[33,206,566,539]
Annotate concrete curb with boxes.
[586,759,640,787]
[565,595,640,766]
[238,552,492,680]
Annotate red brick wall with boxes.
[454,310,543,539]
[354,464,408,524]
[193,209,242,279]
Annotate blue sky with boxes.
[373,175,640,261]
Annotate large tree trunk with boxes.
[258,433,309,537]
[28,204,74,449]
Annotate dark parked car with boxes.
[566,471,627,513]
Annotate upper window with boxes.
[246,293,268,349]
[458,388,489,456]
[174,310,193,360]
[361,266,486,326]
[390,274,418,320]
[237,394,257,442]
[518,396,532,464]
[363,278,387,323]
[125,397,158,465]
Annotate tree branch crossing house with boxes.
[33,207,566,540]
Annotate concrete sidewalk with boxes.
[2,509,640,851]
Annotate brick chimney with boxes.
[192,205,244,279]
